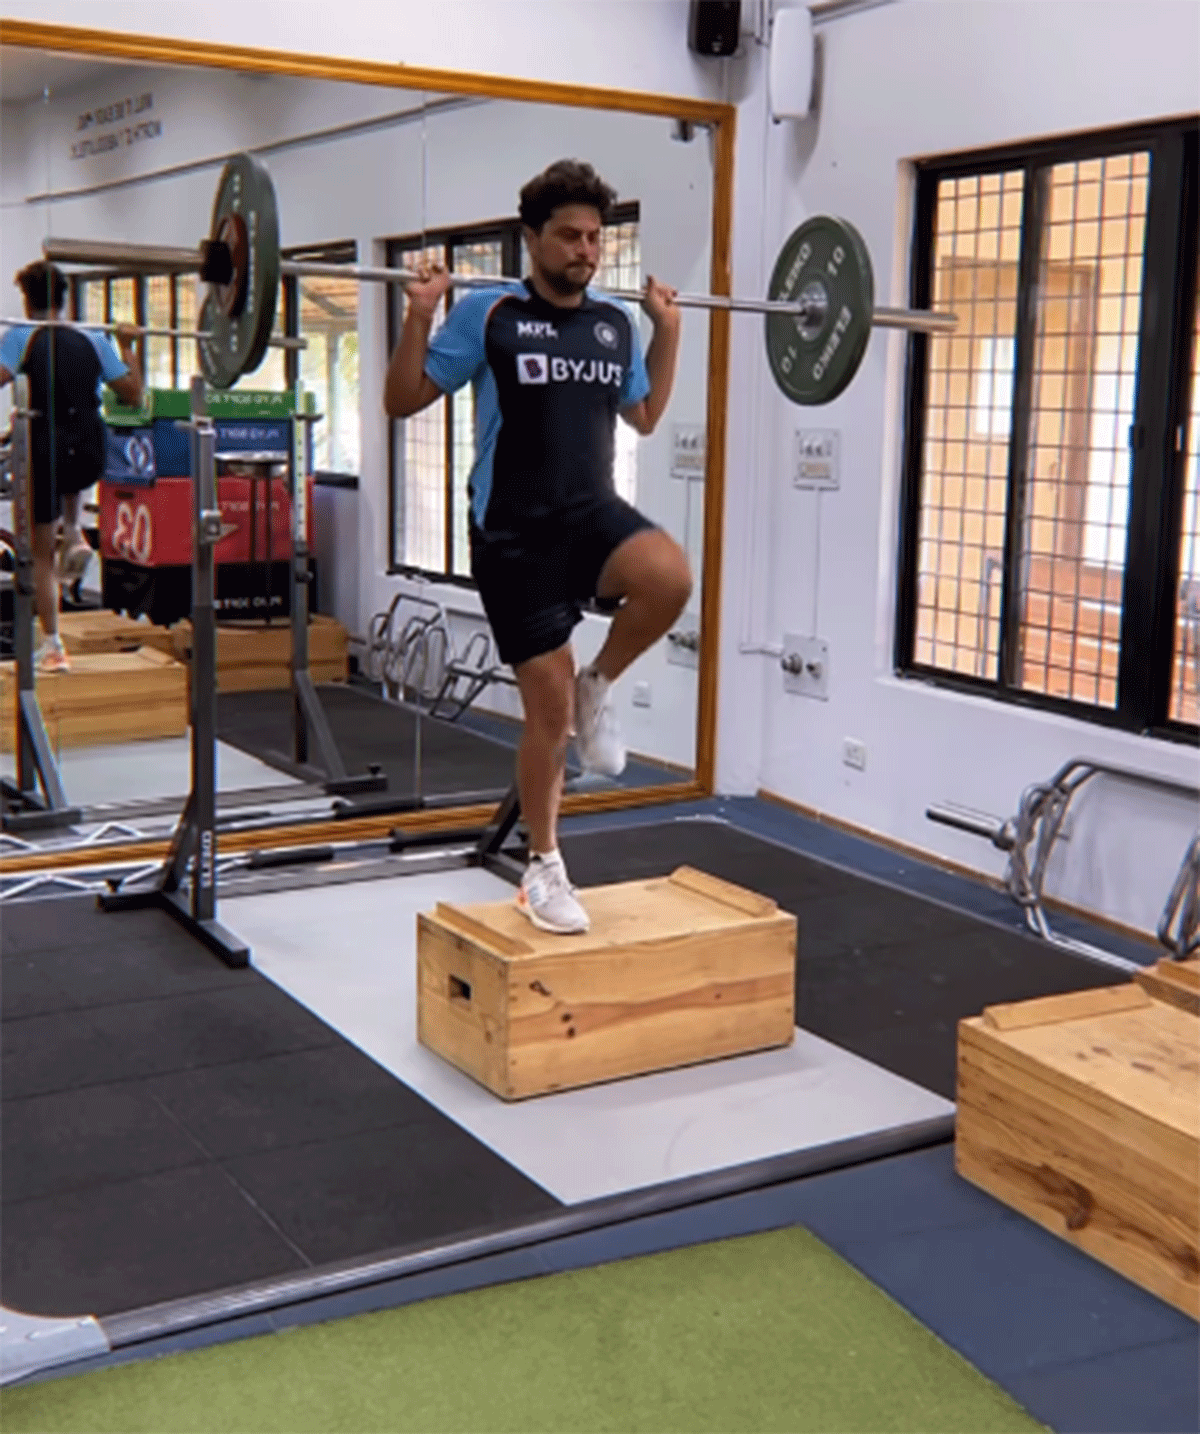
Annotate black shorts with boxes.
[30,419,106,527]
[470,496,655,667]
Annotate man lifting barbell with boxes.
[34,152,956,925]
[385,160,692,936]
[0,261,144,672]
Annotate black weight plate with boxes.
[764,216,874,406]
[198,153,280,389]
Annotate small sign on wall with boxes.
[671,423,706,481]
[793,429,840,490]
[71,91,163,162]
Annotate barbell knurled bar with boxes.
[0,314,306,350]
[40,151,956,396]
[281,259,956,335]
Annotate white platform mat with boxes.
[1,736,301,810]
[226,867,953,1206]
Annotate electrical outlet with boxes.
[632,682,652,709]
[842,738,867,771]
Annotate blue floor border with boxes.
[16,1146,1197,1434]
[558,792,1163,969]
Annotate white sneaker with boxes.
[35,640,71,674]
[574,668,626,777]
[516,852,590,934]
[58,541,93,584]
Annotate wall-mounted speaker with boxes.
[769,5,815,121]
[688,0,742,57]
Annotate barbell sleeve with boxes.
[872,306,955,334]
[43,237,205,272]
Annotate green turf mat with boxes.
[1,1227,1044,1434]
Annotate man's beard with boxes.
[541,263,593,296]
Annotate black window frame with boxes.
[895,115,1200,744]
[385,202,640,584]
[69,265,303,393]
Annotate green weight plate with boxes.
[196,291,222,389]
[764,215,874,406]
[198,153,280,389]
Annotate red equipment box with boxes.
[99,471,314,570]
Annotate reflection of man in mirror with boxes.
[386,159,688,934]
[0,261,143,672]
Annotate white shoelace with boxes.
[527,858,571,898]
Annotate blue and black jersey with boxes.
[424,278,650,533]
[0,323,129,408]
[0,325,128,506]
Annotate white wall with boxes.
[0,0,732,100]
[729,0,1200,936]
[3,0,1197,935]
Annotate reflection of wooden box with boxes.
[2,648,188,750]
[417,866,797,1101]
[956,964,1200,1318]
[172,615,348,693]
[57,609,178,657]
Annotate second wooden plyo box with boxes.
[417,866,797,1100]
[956,959,1200,1318]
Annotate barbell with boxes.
[42,152,956,401]
[0,314,306,351]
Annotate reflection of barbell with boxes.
[0,314,306,351]
[43,152,956,401]
[667,627,701,654]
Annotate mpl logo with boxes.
[517,320,558,340]
[516,353,549,385]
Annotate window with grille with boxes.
[71,271,288,397]
[287,241,360,475]
[898,120,1199,739]
[387,204,641,581]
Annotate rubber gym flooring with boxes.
[3,809,1142,1323]
[215,681,687,796]
[5,795,1197,1432]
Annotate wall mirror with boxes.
[0,26,732,861]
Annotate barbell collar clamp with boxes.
[197,509,226,545]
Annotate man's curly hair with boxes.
[16,260,67,312]
[518,160,617,233]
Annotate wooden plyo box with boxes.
[417,866,797,1100]
[57,609,179,658]
[172,615,348,692]
[1,648,188,750]
[956,960,1200,1318]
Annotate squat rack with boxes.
[93,381,529,964]
[0,374,81,833]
